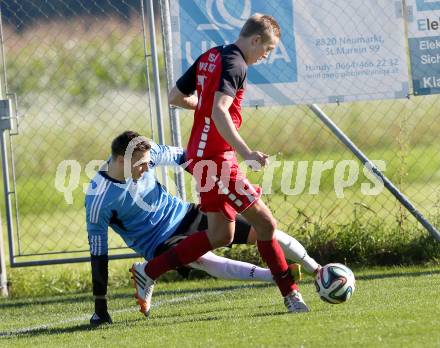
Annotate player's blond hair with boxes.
[239,13,281,42]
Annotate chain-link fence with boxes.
[0,0,164,265]
[163,0,440,238]
[0,0,439,268]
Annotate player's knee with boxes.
[260,214,277,234]
[216,233,234,247]
[208,230,234,248]
[269,216,277,231]
[254,217,277,241]
[223,234,235,246]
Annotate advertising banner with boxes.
[407,0,440,95]
[170,0,409,105]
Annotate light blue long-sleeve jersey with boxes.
[85,142,190,260]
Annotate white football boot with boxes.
[129,261,155,317]
[284,290,310,313]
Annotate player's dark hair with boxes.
[111,130,151,158]
[239,13,281,42]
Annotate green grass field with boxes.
[1,266,440,347]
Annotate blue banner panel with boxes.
[175,0,297,85]
[416,0,440,11]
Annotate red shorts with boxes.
[187,152,262,221]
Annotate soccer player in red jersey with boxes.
[169,14,309,312]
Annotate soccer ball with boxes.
[314,263,355,304]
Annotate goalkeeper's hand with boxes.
[90,298,113,326]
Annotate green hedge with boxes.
[6,213,440,299]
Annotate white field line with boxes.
[0,289,231,338]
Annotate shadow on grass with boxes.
[0,283,273,309]
[0,323,96,339]
[139,314,222,329]
[250,311,288,318]
[353,270,440,281]
[303,269,440,283]
[0,306,295,340]
[4,267,429,339]
[148,305,234,320]
[1,268,439,311]
[0,312,224,339]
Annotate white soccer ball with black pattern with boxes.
[314,263,355,304]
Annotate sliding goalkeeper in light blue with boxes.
[85,131,320,325]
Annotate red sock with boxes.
[145,231,212,280]
[257,239,298,296]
